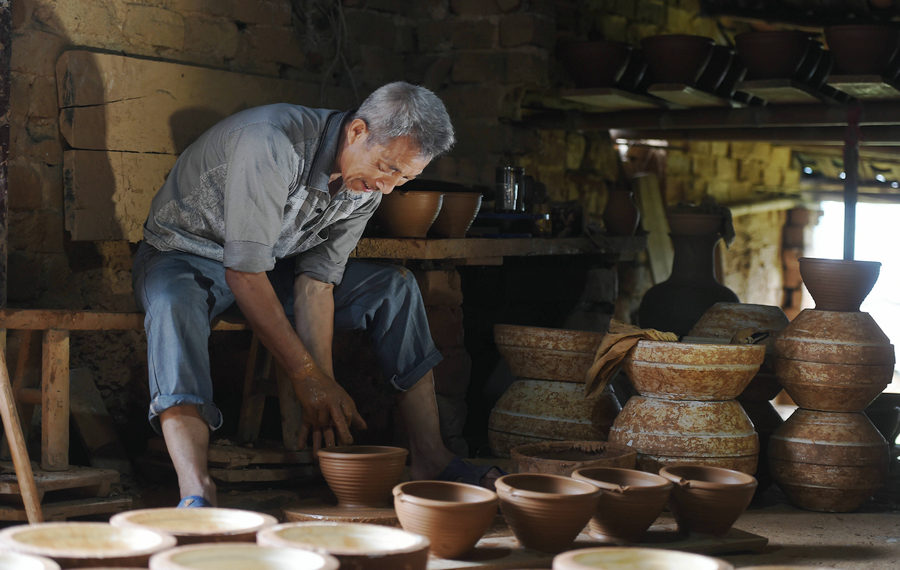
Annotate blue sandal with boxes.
[436,457,507,491]
[177,495,212,508]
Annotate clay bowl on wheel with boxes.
[0,522,177,569]
[735,29,813,79]
[495,473,600,553]
[798,257,881,312]
[640,34,715,84]
[552,547,734,570]
[658,464,757,536]
[149,543,339,570]
[625,340,765,400]
[510,440,636,476]
[572,466,672,543]
[372,190,443,238]
[825,24,900,75]
[393,480,497,559]
[257,521,429,570]
[556,39,633,88]
[316,445,408,508]
[429,191,483,238]
[0,551,60,570]
[110,507,278,545]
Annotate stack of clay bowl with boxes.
[687,302,790,491]
[770,257,893,512]
[489,324,621,457]
[608,339,765,474]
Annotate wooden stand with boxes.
[283,497,399,526]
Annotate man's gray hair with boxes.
[354,81,455,158]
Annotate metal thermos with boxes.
[495,165,517,212]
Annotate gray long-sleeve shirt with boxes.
[142,104,381,285]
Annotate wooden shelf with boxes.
[559,87,664,111]
[825,75,900,100]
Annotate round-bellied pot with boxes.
[625,340,765,401]
[149,543,339,570]
[510,440,636,476]
[798,257,881,312]
[493,324,605,383]
[257,521,429,570]
[0,522,177,569]
[429,191,482,238]
[571,467,672,542]
[488,379,621,458]
[825,24,900,75]
[735,30,813,79]
[552,547,734,570]
[373,190,443,238]
[609,396,759,474]
[316,445,408,508]
[557,39,633,88]
[392,480,497,559]
[658,464,757,536]
[495,473,600,553]
[110,507,278,545]
[768,408,890,512]
[640,34,715,84]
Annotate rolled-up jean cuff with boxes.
[148,394,224,435]
[390,348,444,391]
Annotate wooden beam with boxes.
[351,236,644,260]
[609,125,900,144]
[0,309,248,331]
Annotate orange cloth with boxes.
[584,320,678,399]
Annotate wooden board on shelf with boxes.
[826,75,900,99]
[559,87,664,110]
[736,79,829,104]
[646,83,738,108]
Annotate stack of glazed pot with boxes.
[769,257,893,512]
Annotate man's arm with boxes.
[224,269,365,450]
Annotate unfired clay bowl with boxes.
[110,507,278,545]
[553,547,734,570]
[495,473,600,553]
[0,551,60,569]
[798,257,881,312]
[316,445,408,508]
[373,190,443,238]
[510,440,636,476]
[257,521,429,570]
[148,543,339,570]
[494,324,605,383]
[393,480,497,559]
[625,340,765,400]
[658,464,757,536]
[571,466,673,542]
[429,192,482,238]
[0,522,177,568]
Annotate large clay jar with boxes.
[638,211,739,337]
[609,396,759,474]
[493,324,605,383]
[769,409,889,512]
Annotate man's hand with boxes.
[292,363,367,454]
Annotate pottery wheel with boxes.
[282,498,399,526]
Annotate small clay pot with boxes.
[825,24,900,75]
[552,547,734,570]
[798,257,881,312]
[110,507,278,545]
[571,467,672,542]
[257,521,429,570]
[557,39,633,88]
[372,190,443,238]
[495,473,600,553]
[510,440,636,476]
[658,464,757,536]
[316,445,408,508]
[0,522,177,569]
[493,324,605,383]
[640,34,715,84]
[149,543,339,570]
[0,551,60,570]
[429,191,482,238]
[625,340,765,401]
[735,30,813,79]
[392,480,497,559]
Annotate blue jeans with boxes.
[132,242,443,433]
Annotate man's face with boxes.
[339,119,431,195]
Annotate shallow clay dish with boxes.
[510,440,636,476]
[0,522,177,568]
[110,507,278,545]
[658,464,757,536]
[0,551,60,569]
[493,324,605,382]
[495,473,600,553]
[149,543,339,570]
[373,190,443,238]
[798,257,881,312]
[572,466,672,542]
[316,445,408,508]
[257,521,429,570]
[429,192,482,238]
[393,480,497,559]
[625,340,765,400]
[552,546,733,569]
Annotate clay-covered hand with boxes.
[293,363,367,453]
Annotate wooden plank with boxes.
[0,349,43,522]
[209,465,315,483]
[559,88,664,111]
[647,83,737,108]
[0,309,248,331]
[826,75,900,100]
[0,462,119,494]
[736,79,829,104]
[0,496,132,522]
[352,237,614,261]
[146,438,312,468]
[633,174,673,284]
[70,368,131,474]
[56,50,355,154]
[41,329,69,471]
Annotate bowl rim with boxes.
[149,542,339,569]
[0,550,60,570]
[0,521,177,558]
[257,521,429,555]
[553,546,734,570]
[109,507,278,537]
[571,466,672,492]
[392,480,498,507]
[658,464,757,490]
[316,445,409,460]
[495,473,602,499]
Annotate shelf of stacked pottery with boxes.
[770,257,893,512]
[608,338,765,474]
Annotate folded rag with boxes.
[584,320,678,399]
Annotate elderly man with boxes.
[133,82,499,507]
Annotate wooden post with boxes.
[843,107,861,261]
[41,330,70,471]
[0,0,10,306]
